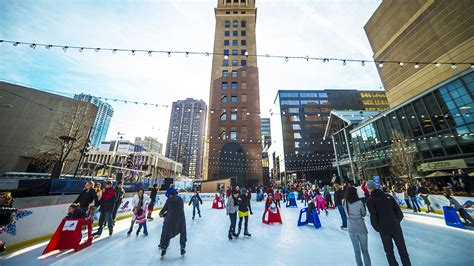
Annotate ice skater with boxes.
[189,191,203,220]
[93,181,116,237]
[445,193,473,226]
[127,188,151,236]
[226,190,240,240]
[159,190,187,257]
[236,189,253,237]
[315,190,328,215]
[135,208,148,236]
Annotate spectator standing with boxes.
[147,184,158,220]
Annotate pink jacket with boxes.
[134,211,147,224]
[314,195,325,204]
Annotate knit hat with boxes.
[366,180,377,190]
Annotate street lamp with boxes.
[109,132,125,178]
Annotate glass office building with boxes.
[350,70,474,180]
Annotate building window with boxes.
[241,60,247,66]
[281,100,300,105]
[241,94,247,102]
[242,108,248,121]
[224,40,229,46]
[232,60,238,66]
[280,92,299,97]
[233,11,238,14]
[320,99,329,105]
[224,31,230,37]
[219,130,226,139]
[319,93,328,98]
[231,82,238,89]
[241,20,246,27]
[241,70,247,77]
[294,133,302,139]
[231,70,238,77]
[221,96,228,103]
[233,20,238,27]
[241,82,247,89]
[221,82,228,89]
[232,49,238,55]
[241,31,246,36]
[225,21,230,28]
[232,40,238,46]
[230,131,237,140]
[231,112,237,120]
[220,112,227,120]
[233,31,238,36]
[241,40,247,46]
[231,96,238,103]
[224,60,230,66]
[241,49,247,55]
[241,11,246,14]
[223,70,228,77]
[224,49,229,55]
[299,92,318,97]
[226,11,230,14]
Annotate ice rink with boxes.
[1,199,473,265]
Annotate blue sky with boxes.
[0,0,383,148]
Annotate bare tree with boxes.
[30,101,95,173]
[389,130,418,181]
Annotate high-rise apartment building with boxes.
[261,118,271,148]
[204,0,263,187]
[135,136,163,154]
[166,98,207,179]
[74,94,114,149]
[270,89,388,183]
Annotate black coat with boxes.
[367,189,404,234]
[407,186,417,197]
[334,189,344,206]
[74,189,99,208]
[159,195,186,245]
[150,188,158,203]
[114,186,125,204]
[238,194,252,213]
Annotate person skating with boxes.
[236,189,253,237]
[165,184,177,198]
[73,181,99,218]
[314,190,328,215]
[334,184,347,230]
[407,184,421,213]
[127,188,151,236]
[445,192,473,226]
[112,181,125,224]
[135,208,148,236]
[324,185,334,209]
[93,181,116,237]
[147,184,158,220]
[417,183,433,213]
[159,190,187,257]
[274,190,282,208]
[189,191,203,220]
[303,190,309,207]
[344,186,371,266]
[366,180,411,266]
[226,190,240,240]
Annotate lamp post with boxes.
[109,132,124,178]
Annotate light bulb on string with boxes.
[131,50,136,56]
[79,47,84,52]
[285,57,289,62]
[185,52,189,57]
[471,64,474,69]
[168,52,171,57]
[451,64,457,69]
[13,42,19,47]
[414,63,420,69]
[148,51,152,56]
[63,46,68,53]
[95,48,100,52]
[378,62,384,68]
[205,52,209,56]
[342,60,346,66]
[224,55,229,60]
[29,43,36,49]
[361,61,365,66]
[398,62,404,67]
[435,62,441,67]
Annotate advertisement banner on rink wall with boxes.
[393,193,474,215]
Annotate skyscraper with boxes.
[204,0,263,187]
[134,136,163,154]
[166,98,207,179]
[74,94,114,149]
[270,89,388,183]
[261,118,271,148]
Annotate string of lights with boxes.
[1,40,473,68]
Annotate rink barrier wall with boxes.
[391,193,473,215]
[3,193,230,253]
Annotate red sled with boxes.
[262,207,283,224]
[42,218,93,255]
[212,197,224,209]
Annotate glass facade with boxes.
[350,70,474,179]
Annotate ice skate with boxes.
[160,248,167,258]
[228,232,233,240]
[244,231,251,237]
[181,245,186,256]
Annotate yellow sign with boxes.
[419,159,467,172]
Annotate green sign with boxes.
[419,159,467,172]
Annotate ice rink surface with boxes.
[1,199,473,266]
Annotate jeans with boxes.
[112,202,121,221]
[349,232,371,266]
[275,200,281,208]
[127,216,136,234]
[409,197,421,212]
[420,195,433,212]
[337,204,347,228]
[228,213,237,234]
[97,211,113,234]
[137,222,148,234]
[192,204,201,218]
[380,230,411,266]
[238,216,249,233]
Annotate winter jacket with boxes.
[448,197,463,210]
[135,211,147,224]
[367,189,403,234]
[74,189,99,208]
[132,194,151,211]
[334,189,344,206]
[226,196,239,215]
[407,186,417,197]
[114,186,125,204]
[99,187,116,212]
[238,194,252,213]
[343,200,368,235]
[417,186,429,196]
[150,188,158,203]
[159,195,186,245]
[189,195,203,206]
